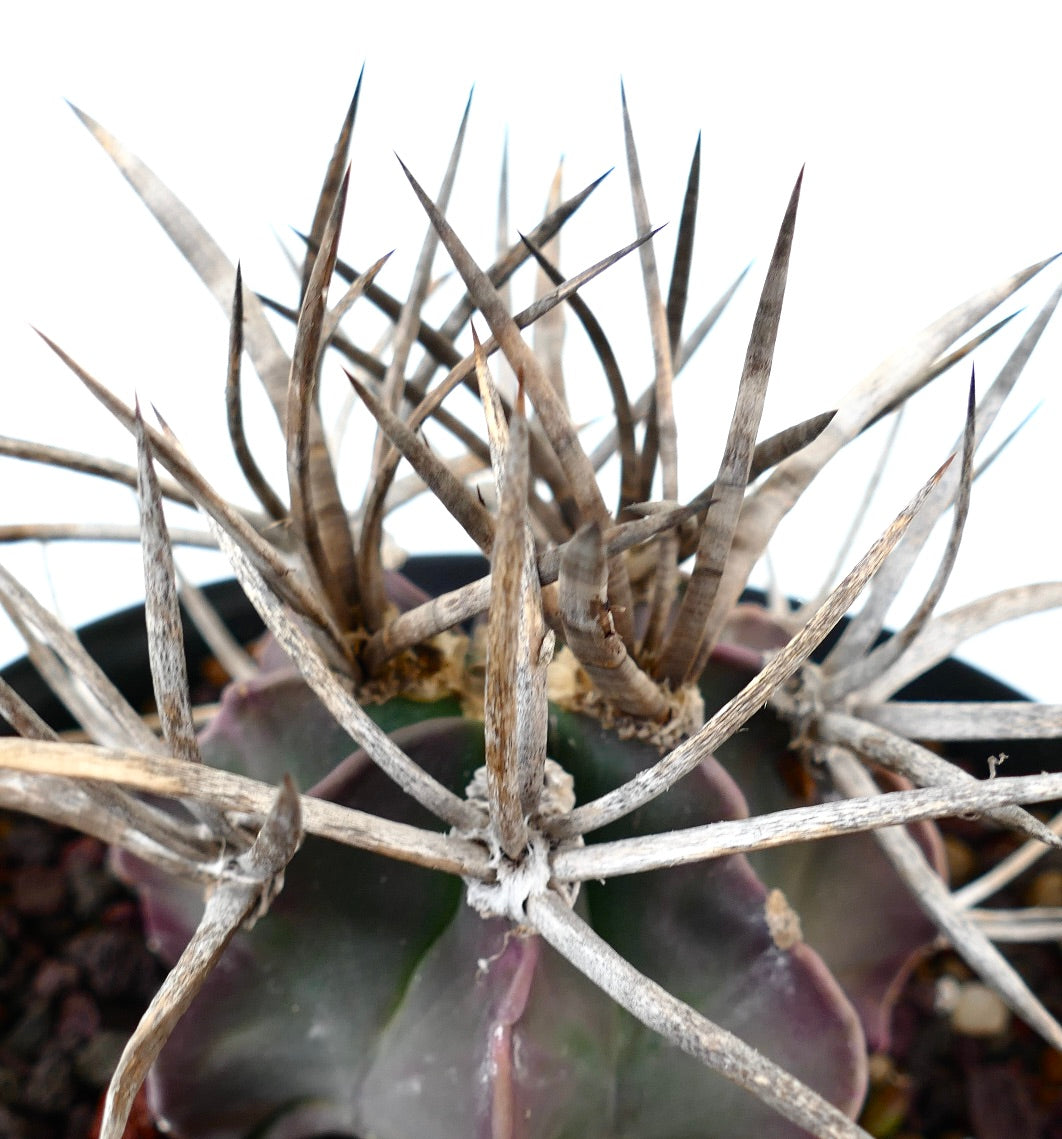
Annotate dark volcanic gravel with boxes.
[0,809,165,1139]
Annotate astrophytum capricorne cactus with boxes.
[1,74,1061,1139]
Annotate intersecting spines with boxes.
[362,489,714,674]
[814,712,1062,849]
[352,219,653,637]
[285,166,362,635]
[396,155,642,649]
[823,374,978,700]
[825,275,1062,676]
[656,170,804,686]
[558,523,670,720]
[348,372,497,587]
[404,168,612,400]
[97,774,304,1139]
[33,332,345,656]
[551,456,952,840]
[619,87,681,662]
[713,252,1060,647]
[369,89,472,470]
[520,232,639,518]
[0,555,167,757]
[821,748,1062,1052]
[857,581,1062,707]
[291,167,610,398]
[0,434,196,510]
[202,510,485,832]
[8,81,1062,1139]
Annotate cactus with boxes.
[1,77,1062,1139]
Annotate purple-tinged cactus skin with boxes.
[117,647,869,1138]
[3,74,1062,1139]
[696,649,947,1052]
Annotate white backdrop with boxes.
[2,1,1059,700]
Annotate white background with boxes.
[2,1,1059,700]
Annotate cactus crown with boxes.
[1,75,1061,1139]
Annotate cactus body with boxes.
[2,78,1061,1139]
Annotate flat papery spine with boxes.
[134,405,201,765]
[551,457,950,839]
[364,493,712,670]
[286,167,361,629]
[484,392,544,857]
[538,162,570,397]
[201,509,486,832]
[474,338,551,816]
[548,769,1062,880]
[405,170,612,395]
[826,278,1062,671]
[859,700,1062,742]
[954,809,1062,910]
[518,233,637,511]
[559,522,669,720]
[0,560,164,756]
[620,85,679,659]
[299,70,362,301]
[0,738,492,878]
[815,710,1062,848]
[793,408,905,626]
[354,228,655,624]
[710,254,1059,669]
[68,103,294,423]
[0,675,221,870]
[665,133,702,358]
[858,581,1062,705]
[175,571,257,683]
[348,373,495,554]
[0,435,196,509]
[395,156,640,650]
[587,264,751,477]
[825,377,978,700]
[374,90,472,453]
[135,406,238,837]
[35,331,345,652]
[225,267,287,521]
[658,170,802,685]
